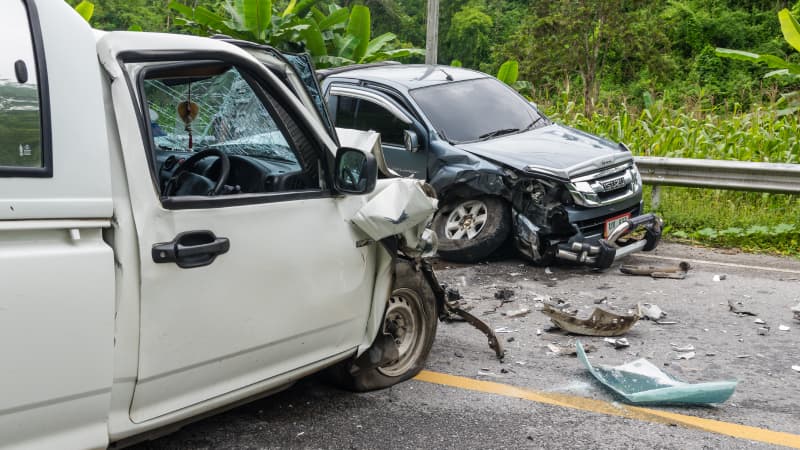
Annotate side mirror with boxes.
[334,147,377,195]
[404,130,420,153]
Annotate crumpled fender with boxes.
[428,147,509,201]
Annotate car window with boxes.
[142,64,323,197]
[409,77,545,144]
[0,0,47,171]
[331,95,408,146]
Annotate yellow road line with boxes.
[414,370,800,449]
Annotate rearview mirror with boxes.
[404,130,420,153]
[334,147,377,195]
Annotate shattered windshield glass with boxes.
[144,67,298,163]
[409,77,545,144]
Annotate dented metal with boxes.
[541,304,639,337]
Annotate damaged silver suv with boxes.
[319,64,662,269]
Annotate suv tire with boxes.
[432,196,511,263]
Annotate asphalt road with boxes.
[132,243,800,449]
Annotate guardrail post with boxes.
[651,185,661,210]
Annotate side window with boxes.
[141,64,322,198]
[331,95,408,146]
[0,0,50,175]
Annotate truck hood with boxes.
[456,124,632,180]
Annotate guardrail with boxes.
[633,156,800,207]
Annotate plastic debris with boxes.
[577,341,737,405]
[638,303,666,321]
[779,325,791,332]
[541,304,638,337]
[548,341,597,356]
[713,274,727,282]
[621,261,690,279]
[728,301,757,316]
[671,343,695,352]
[504,308,531,318]
[604,337,630,349]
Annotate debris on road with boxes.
[547,341,597,356]
[577,341,737,405]
[779,324,791,332]
[736,355,751,358]
[493,327,518,334]
[757,327,770,336]
[793,303,800,321]
[604,337,630,349]
[671,343,695,352]
[675,351,696,360]
[503,308,531,318]
[754,318,766,324]
[620,261,691,279]
[728,300,758,317]
[655,320,678,325]
[638,303,666,321]
[541,304,639,337]
[713,274,727,282]
[792,365,800,373]
[536,329,542,336]
[494,288,515,301]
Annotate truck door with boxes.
[97,34,376,422]
[326,85,428,179]
[0,1,114,448]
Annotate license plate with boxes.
[604,213,631,238]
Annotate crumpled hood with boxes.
[457,124,633,180]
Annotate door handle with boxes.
[152,230,230,268]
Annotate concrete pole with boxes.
[425,0,439,65]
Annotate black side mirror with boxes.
[403,130,420,153]
[334,147,377,195]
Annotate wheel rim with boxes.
[377,288,427,377]
[444,199,488,240]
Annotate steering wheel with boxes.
[164,149,230,196]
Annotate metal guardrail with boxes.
[634,156,800,194]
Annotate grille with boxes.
[575,204,640,237]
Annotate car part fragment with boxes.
[621,261,691,279]
[541,304,638,337]
[577,341,737,405]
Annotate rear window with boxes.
[0,0,50,176]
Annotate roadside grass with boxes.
[541,100,800,257]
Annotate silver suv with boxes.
[319,64,662,268]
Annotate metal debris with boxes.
[621,261,690,279]
[541,304,639,337]
[728,300,757,316]
[577,341,737,405]
[547,341,597,356]
[604,337,630,349]
[638,303,666,321]
[779,324,791,332]
[504,308,531,318]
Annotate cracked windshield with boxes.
[145,66,297,163]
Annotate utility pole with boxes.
[425,0,439,65]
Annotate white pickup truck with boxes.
[0,1,447,448]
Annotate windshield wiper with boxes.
[477,128,520,141]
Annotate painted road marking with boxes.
[636,253,800,275]
[415,370,800,449]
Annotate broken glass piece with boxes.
[541,304,638,336]
[577,341,737,405]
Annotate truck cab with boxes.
[0,2,439,448]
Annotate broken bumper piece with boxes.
[515,211,662,269]
[577,341,737,405]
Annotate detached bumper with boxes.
[514,211,662,269]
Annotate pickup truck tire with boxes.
[432,196,511,263]
[329,260,437,392]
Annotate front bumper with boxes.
[513,210,662,269]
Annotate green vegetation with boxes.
[63,0,800,256]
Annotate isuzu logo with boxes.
[601,176,626,191]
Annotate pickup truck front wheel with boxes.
[330,260,437,392]
[433,196,511,263]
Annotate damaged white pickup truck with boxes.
[0,1,449,448]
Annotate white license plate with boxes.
[604,213,631,238]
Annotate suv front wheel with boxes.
[433,196,511,263]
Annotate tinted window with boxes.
[332,95,407,146]
[0,0,45,169]
[410,78,544,144]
